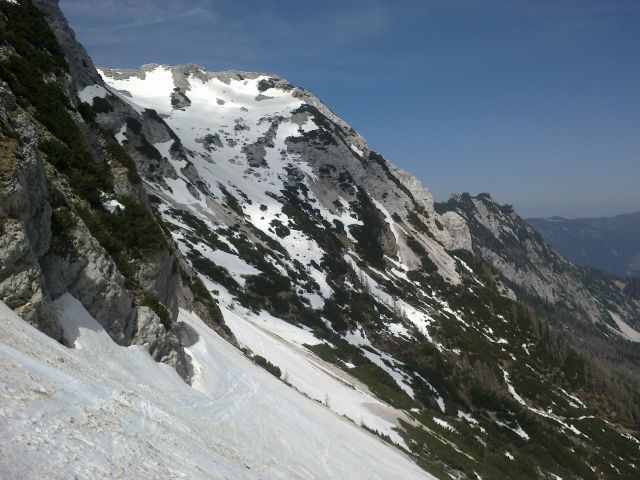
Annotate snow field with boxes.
[0,297,435,479]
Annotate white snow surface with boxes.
[350,144,364,157]
[114,122,127,144]
[99,192,124,214]
[0,297,434,479]
[432,417,456,432]
[608,310,640,342]
[222,305,414,447]
[77,84,108,104]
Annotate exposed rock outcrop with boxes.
[0,0,231,382]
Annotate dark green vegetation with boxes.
[436,194,640,424]
[288,104,345,149]
[372,247,640,478]
[257,78,275,92]
[102,131,141,183]
[7,2,639,477]
[0,1,111,206]
[309,341,415,410]
[92,95,113,114]
[40,139,109,207]
[251,354,282,378]
[349,187,386,269]
[141,292,172,330]
[136,134,163,160]
[157,133,640,477]
[160,152,640,479]
[79,198,166,283]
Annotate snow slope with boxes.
[0,297,434,480]
[221,304,413,447]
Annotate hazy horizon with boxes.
[60,0,640,219]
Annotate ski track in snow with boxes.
[0,297,434,480]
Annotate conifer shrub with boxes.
[187,250,239,293]
[141,292,172,330]
[349,188,386,269]
[92,96,113,113]
[78,197,166,287]
[102,132,141,183]
[251,354,282,378]
[136,134,163,160]
[41,139,109,207]
[77,102,96,123]
[126,117,142,134]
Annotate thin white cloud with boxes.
[60,0,216,30]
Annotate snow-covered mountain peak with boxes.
[100,64,368,152]
[98,62,466,291]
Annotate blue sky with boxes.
[60,0,640,218]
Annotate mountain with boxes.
[1,1,640,479]
[527,211,640,278]
[438,194,640,335]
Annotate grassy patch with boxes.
[0,137,18,178]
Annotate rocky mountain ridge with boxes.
[438,193,640,333]
[1,1,640,478]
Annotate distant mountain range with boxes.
[527,211,640,277]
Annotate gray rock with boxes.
[32,0,103,90]
[133,306,166,345]
[41,213,136,345]
[0,89,59,339]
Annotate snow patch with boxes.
[609,310,640,342]
[114,123,127,144]
[433,417,456,432]
[223,306,412,448]
[77,84,108,104]
[350,144,364,157]
[99,191,124,213]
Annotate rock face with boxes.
[436,193,640,330]
[0,218,57,336]
[0,0,227,381]
[31,0,103,89]
[40,214,136,344]
[0,85,57,338]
